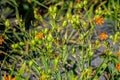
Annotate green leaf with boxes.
[15,62,26,80]
[41,55,49,72]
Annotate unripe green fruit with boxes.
[47,34,54,42]
[31,40,36,46]
[11,44,15,49]
[62,21,67,27]
[43,28,48,34]
[83,0,87,6]
[38,40,42,44]
[29,60,33,67]
[5,19,10,28]
[19,42,25,46]
[11,44,19,49]
[46,43,52,49]
[89,51,94,57]
[35,37,39,42]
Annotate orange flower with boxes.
[0,36,3,45]
[116,63,120,72]
[99,32,108,40]
[35,32,44,39]
[94,17,104,25]
[118,51,120,57]
[4,75,15,80]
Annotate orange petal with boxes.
[94,17,104,25]
[99,32,108,40]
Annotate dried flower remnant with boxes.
[4,75,15,80]
[94,17,104,25]
[116,63,120,72]
[35,32,44,39]
[99,32,108,40]
[91,70,96,75]
[0,36,3,45]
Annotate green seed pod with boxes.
[83,55,87,59]
[89,51,94,57]
[5,19,10,28]
[62,21,67,27]
[76,20,80,25]
[108,51,112,56]
[48,49,53,53]
[34,30,38,34]
[38,40,42,45]
[63,45,67,50]
[29,60,33,67]
[11,44,15,49]
[38,67,41,71]
[11,44,19,49]
[35,37,39,42]
[82,21,87,27]
[72,48,75,53]
[83,0,88,6]
[66,13,70,19]
[95,9,99,14]
[43,28,48,34]
[79,34,84,40]
[78,3,83,8]
[52,13,56,19]
[47,34,54,42]
[52,25,57,31]
[109,35,113,40]
[53,6,57,13]
[114,32,119,43]
[31,46,35,51]
[97,7,102,15]
[46,43,52,49]
[31,40,36,46]
[19,42,25,46]
[15,44,19,48]
[48,6,52,13]
[75,4,80,8]
[54,58,58,70]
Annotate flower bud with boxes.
[83,0,88,6]
[29,60,33,67]
[47,34,54,42]
[5,19,10,28]
[31,40,36,46]
[19,42,25,46]
[62,21,67,27]
[89,51,94,57]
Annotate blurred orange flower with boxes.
[118,51,120,57]
[94,17,104,25]
[116,63,120,72]
[4,75,15,80]
[99,32,108,40]
[0,36,3,45]
[35,32,44,39]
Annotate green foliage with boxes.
[0,0,120,80]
